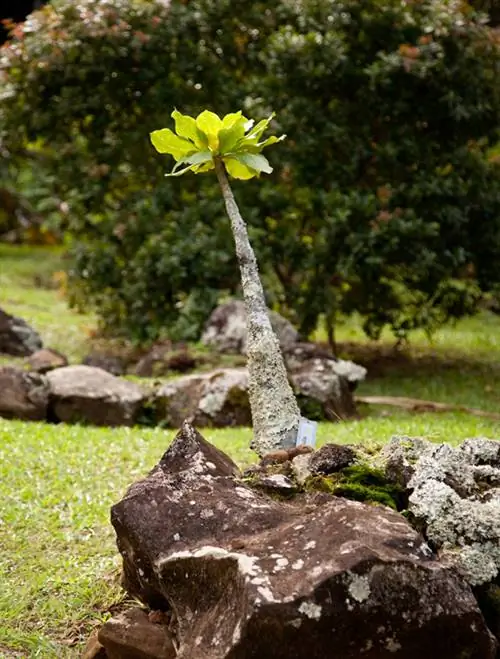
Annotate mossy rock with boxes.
[304,463,406,511]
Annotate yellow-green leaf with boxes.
[219,117,248,154]
[171,110,207,148]
[196,110,223,150]
[150,128,195,161]
[236,152,273,174]
[223,156,257,180]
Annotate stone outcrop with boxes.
[201,300,299,354]
[0,307,42,356]
[155,366,358,429]
[381,435,500,586]
[0,366,49,421]
[46,365,145,426]
[110,424,496,659]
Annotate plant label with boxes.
[296,417,317,448]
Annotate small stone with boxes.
[98,607,176,659]
[291,453,313,486]
[26,348,68,374]
[309,443,356,475]
[81,631,107,659]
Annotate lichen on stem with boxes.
[214,156,300,455]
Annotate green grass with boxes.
[0,245,96,364]
[1,244,500,655]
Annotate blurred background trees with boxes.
[1,0,499,346]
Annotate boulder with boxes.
[98,608,176,659]
[0,366,49,421]
[82,353,126,376]
[134,344,197,378]
[284,343,367,390]
[154,369,251,428]
[201,300,299,354]
[0,307,42,356]
[291,358,359,420]
[46,365,145,426]
[110,423,496,659]
[155,366,358,428]
[381,436,500,586]
[26,348,68,374]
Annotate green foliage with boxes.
[1,0,500,342]
[151,109,284,179]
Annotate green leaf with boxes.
[222,111,246,129]
[196,110,223,150]
[218,116,248,154]
[245,113,275,142]
[233,152,273,174]
[150,128,195,161]
[167,150,213,177]
[223,156,257,180]
[171,110,207,149]
[237,134,286,154]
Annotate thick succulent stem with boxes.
[214,157,300,455]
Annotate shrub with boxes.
[1,0,500,343]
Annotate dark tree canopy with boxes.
[1,0,500,343]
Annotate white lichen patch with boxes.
[298,601,322,620]
[292,559,304,570]
[304,540,316,550]
[385,637,402,652]
[200,509,215,519]
[234,487,256,500]
[346,573,371,603]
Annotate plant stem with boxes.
[214,157,300,455]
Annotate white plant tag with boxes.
[296,417,318,448]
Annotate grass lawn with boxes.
[0,244,500,656]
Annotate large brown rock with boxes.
[0,307,42,356]
[0,366,48,421]
[46,365,145,426]
[111,423,496,659]
[154,366,358,427]
[201,300,299,354]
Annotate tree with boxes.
[1,0,499,344]
[150,110,301,455]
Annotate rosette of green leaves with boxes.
[150,110,285,180]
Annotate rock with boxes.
[155,369,252,428]
[0,307,42,356]
[309,443,357,475]
[26,348,68,374]
[251,473,298,496]
[291,453,313,485]
[98,608,176,659]
[82,631,107,659]
[46,365,145,426]
[111,423,496,659]
[284,344,367,390]
[155,365,358,428]
[382,436,500,586]
[201,300,299,354]
[0,366,48,421]
[291,358,359,420]
[82,353,126,376]
[134,345,197,378]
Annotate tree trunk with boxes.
[214,157,300,455]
